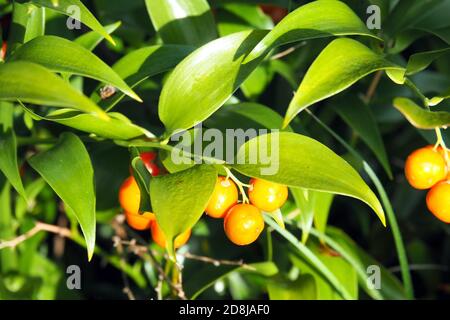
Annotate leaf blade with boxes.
[28,133,96,260]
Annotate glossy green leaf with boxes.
[185,261,278,299]
[145,0,217,46]
[313,192,334,241]
[9,36,141,102]
[244,0,378,63]
[0,61,107,119]
[22,106,153,140]
[241,64,274,100]
[24,0,115,44]
[159,30,267,136]
[385,0,446,36]
[0,129,26,199]
[406,48,450,75]
[222,3,274,30]
[150,165,217,258]
[75,21,122,51]
[268,275,317,300]
[393,97,450,129]
[8,2,45,54]
[28,133,96,260]
[233,132,385,225]
[290,188,315,244]
[335,96,392,178]
[205,103,291,132]
[429,87,450,106]
[284,38,403,127]
[96,45,193,111]
[0,102,26,199]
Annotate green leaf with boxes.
[28,133,96,260]
[265,215,354,299]
[326,227,407,300]
[240,64,274,100]
[96,45,193,111]
[159,30,267,136]
[406,48,450,75]
[289,241,358,300]
[0,180,19,273]
[9,36,141,102]
[75,21,122,51]
[185,261,278,299]
[313,192,334,241]
[429,87,450,106]
[221,3,274,30]
[8,2,45,54]
[24,0,115,44]
[393,97,450,129]
[283,38,403,127]
[0,61,108,119]
[244,0,379,63]
[15,178,46,221]
[205,102,291,132]
[150,165,217,258]
[268,274,317,300]
[0,129,26,199]
[233,132,385,225]
[335,96,392,178]
[290,188,315,244]
[145,0,217,46]
[21,106,153,140]
[0,102,26,199]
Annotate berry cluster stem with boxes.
[223,167,250,204]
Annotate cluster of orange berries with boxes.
[405,145,450,223]
[118,151,288,249]
[119,152,190,249]
[206,176,288,246]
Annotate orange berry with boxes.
[151,221,191,249]
[205,176,238,218]
[224,204,264,246]
[119,176,141,214]
[140,152,160,176]
[0,41,6,60]
[248,178,288,212]
[260,4,288,23]
[125,211,155,231]
[426,181,450,223]
[404,147,447,190]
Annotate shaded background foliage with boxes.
[0,0,449,300]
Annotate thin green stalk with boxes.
[306,110,414,299]
[264,215,354,300]
[295,224,383,300]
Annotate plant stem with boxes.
[264,214,354,300]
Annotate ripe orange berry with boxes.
[426,181,450,223]
[224,204,264,246]
[150,221,191,249]
[260,4,288,23]
[205,176,238,218]
[125,211,155,231]
[404,147,447,190]
[0,41,6,60]
[119,176,141,214]
[248,178,288,212]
